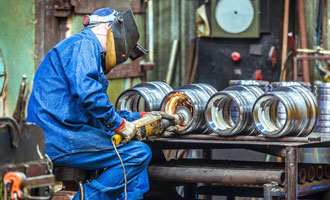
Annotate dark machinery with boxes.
[1,76,54,200]
[196,0,289,90]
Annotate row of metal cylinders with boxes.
[116,81,325,137]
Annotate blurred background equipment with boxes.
[0,77,54,200]
[3,0,330,199]
[315,82,330,133]
[229,80,270,92]
[195,0,285,90]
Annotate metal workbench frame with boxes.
[145,133,330,200]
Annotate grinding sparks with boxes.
[165,92,193,131]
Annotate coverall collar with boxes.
[81,28,104,53]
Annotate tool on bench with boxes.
[110,112,183,200]
[112,113,184,145]
[3,171,54,200]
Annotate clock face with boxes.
[215,0,255,34]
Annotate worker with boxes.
[27,7,176,200]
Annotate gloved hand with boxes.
[115,119,142,144]
[161,125,179,137]
[148,111,182,137]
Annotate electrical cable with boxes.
[279,51,293,81]
[111,137,127,200]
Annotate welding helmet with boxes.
[105,9,148,74]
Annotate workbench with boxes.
[145,133,330,200]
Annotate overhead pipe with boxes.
[297,0,310,82]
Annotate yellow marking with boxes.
[105,28,117,73]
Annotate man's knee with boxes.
[134,142,152,166]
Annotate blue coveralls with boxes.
[27,28,151,200]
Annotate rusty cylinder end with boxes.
[316,166,324,180]
[324,165,330,179]
[306,166,316,182]
[298,168,306,184]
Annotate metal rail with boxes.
[149,165,285,186]
[146,134,330,199]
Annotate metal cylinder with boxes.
[253,85,319,137]
[315,83,330,133]
[229,80,271,92]
[228,80,269,126]
[205,85,264,136]
[161,83,217,134]
[271,82,312,127]
[115,82,173,112]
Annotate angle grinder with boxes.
[112,112,185,145]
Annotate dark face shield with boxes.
[105,9,148,74]
[129,44,149,60]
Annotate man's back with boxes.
[27,28,119,160]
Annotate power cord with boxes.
[111,137,127,200]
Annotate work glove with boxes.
[161,125,179,137]
[148,111,182,137]
[116,119,142,144]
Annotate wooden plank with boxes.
[71,0,145,14]
[105,61,144,80]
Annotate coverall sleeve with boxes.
[116,111,142,122]
[63,40,122,131]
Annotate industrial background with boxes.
[2,0,330,113]
[2,0,330,199]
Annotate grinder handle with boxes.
[112,134,123,146]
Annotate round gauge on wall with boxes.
[215,0,255,34]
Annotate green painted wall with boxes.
[0,0,36,115]
[147,0,196,88]
[0,0,196,115]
